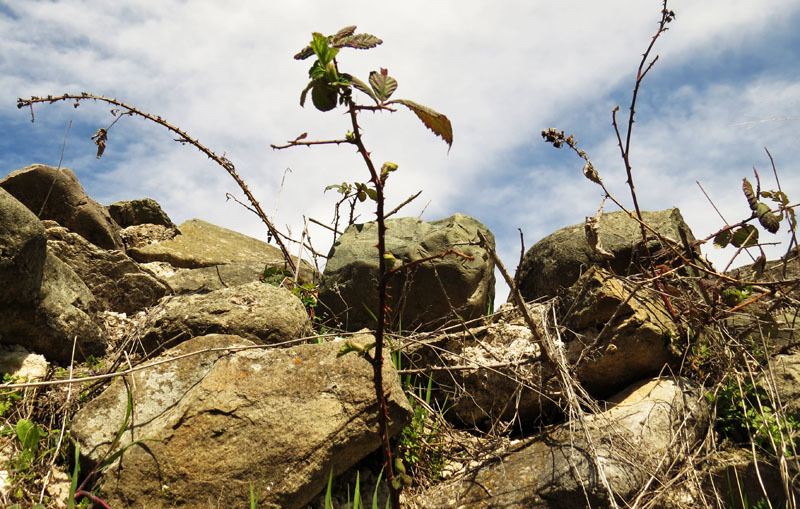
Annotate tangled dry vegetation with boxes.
[2,1,799,508]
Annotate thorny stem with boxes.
[17,93,297,274]
[613,1,674,244]
[345,96,401,508]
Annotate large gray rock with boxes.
[45,223,168,314]
[107,198,176,228]
[138,281,310,354]
[516,208,695,300]
[127,219,315,282]
[0,189,105,362]
[0,188,47,305]
[0,164,124,250]
[2,252,106,363]
[319,213,495,331]
[157,261,273,294]
[71,333,412,509]
[416,377,709,508]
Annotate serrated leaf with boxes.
[388,99,453,150]
[365,188,378,201]
[295,27,381,60]
[369,68,398,101]
[335,33,383,51]
[714,229,732,248]
[299,81,314,107]
[332,25,357,41]
[345,74,378,104]
[743,178,758,211]
[731,225,759,248]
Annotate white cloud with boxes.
[1,0,799,307]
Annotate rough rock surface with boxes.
[763,351,800,420]
[107,198,176,228]
[2,252,105,363]
[561,266,680,397]
[158,261,272,294]
[119,223,180,249]
[0,187,47,305]
[71,334,413,509]
[45,223,168,314]
[127,219,315,281]
[319,213,495,331]
[416,377,709,508]
[138,281,310,354]
[0,344,48,381]
[0,164,123,250]
[515,208,695,300]
[408,267,679,428]
[407,301,558,429]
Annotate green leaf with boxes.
[311,82,339,112]
[369,68,398,101]
[731,225,759,247]
[294,26,382,60]
[345,74,379,104]
[388,99,453,150]
[310,33,338,64]
[714,229,731,248]
[15,418,41,455]
[743,178,758,211]
[755,202,780,233]
[299,81,314,107]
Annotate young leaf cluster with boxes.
[713,175,795,249]
[295,27,452,149]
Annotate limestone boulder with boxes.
[138,281,310,354]
[127,219,315,282]
[515,208,695,300]
[0,188,47,305]
[319,213,495,332]
[119,224,180,249]
[561,266,680,397]
[416,377,710,508]
[107,198,176,228]
[0,164,123,250]
[71,333,412,509]
[154,261,273,294]
[2,252,106,363]
[45,223,168,314]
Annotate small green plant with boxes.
[11,419,44,472]
[275,26,452,509]
[709,377,798,459]
[0,373,21,418]
[323,468,389,509]
[260,266,319,318]
[394,374,445,484]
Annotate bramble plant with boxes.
[270,26,453,508]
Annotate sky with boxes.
[1,0,798,305]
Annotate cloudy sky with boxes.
[1,1,798,304]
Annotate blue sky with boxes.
[1,1,798,303]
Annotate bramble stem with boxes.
[17,94,297,274]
